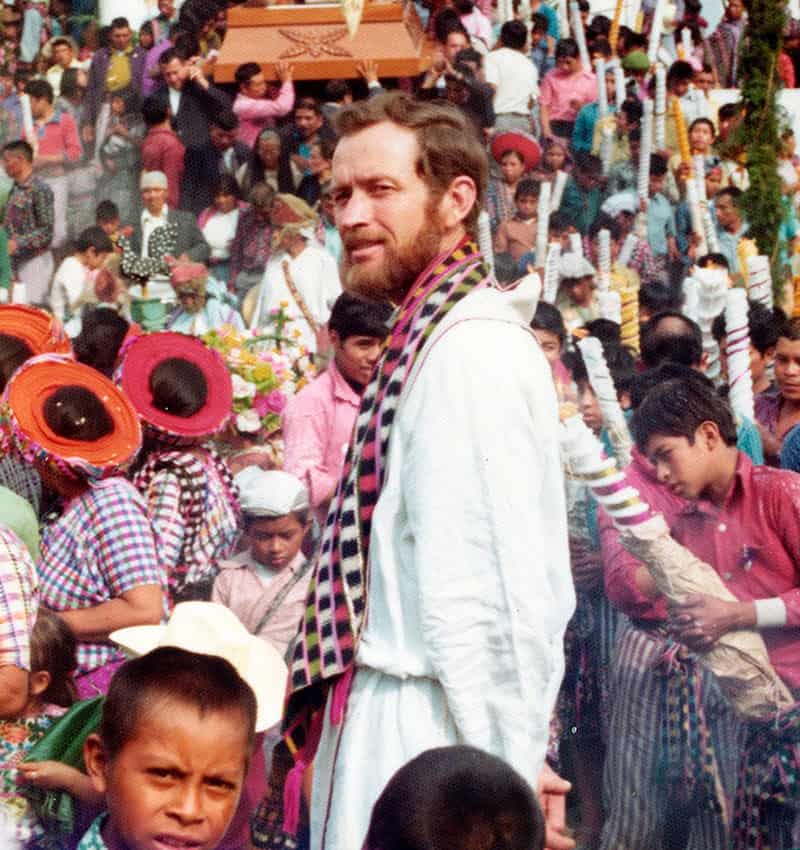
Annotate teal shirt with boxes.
[736,415,764,465]
[0,227,10,292]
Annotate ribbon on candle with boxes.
[724,287,755,422]
[654,65,667,150]
[637,99,654,202]
[609,0,624,53]
[672,95,692,165]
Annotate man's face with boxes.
[671,78,690,98]
[694,70,714,93]
[142,186,167,215]
[28,95,49,120]
[210,125,236,152]
[243,71,267,98]
[556,54,578,74]
[726,0,744,20]
[774,337,800,402]
[645,430,709,500]
[444,31,469,62]
[649,173,666,196]
[158,0,175,18]
[294,107,322,140]
[110,25,131,52]
[2,150,24,180]
[714,194,738,230]
[332,331,383,387]
[53,43,73,68]
[562,275,593,306]
[162,58,186,91]
[86,702,249,850]
[332,121,447,303]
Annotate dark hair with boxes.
[213,173,241,201]
[310,136,336,162]
[494,251,519,284]
[697,252,730,270]
[718,101,743,121]
[515,178,540,201]
[588,213,621,241]
[574,151,602,175]
[500,19,528,50]
[555,37,579,59]
[159,46,181,66]
[432,7,462,42]
[43,385,115,441]
[531,301,566,345]
[295,96,323,117]
[142,94,169,127]
[629,359,712,408]
[531,12,549,32]
[364,746,545,850]
[0,333,33,393]
[73,308,130,378]
[639,279,682,315]
[100,646,257,762]
[172,30,200,60]
[3,140,33,162]
[328,292,392,340]
[95,199,120,224]
[588,36,612,57]
[689,117,715,137]
[149,358,208,418]
[324,78,351,103]
[454,47,483,68]
[75,225,114,255]
[30,610,78,708]
[587,14,611,35]
[631,372,738,451]
[620,98,643,124]
[667,59,694,85]
[51,36,73,51]
[640,310,703,368]
[234,61,261,88]
[584,317,624,349]
[548,211,571,233]
[59,68,84,100]
[211,109,239,132]
[110,16,130,29]
[711,301,780,348]
[716,186,743,207]
[650,153,668,177]
[778,316,800,343]
[335,92,487,233]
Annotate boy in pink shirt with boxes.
[281,293,392,523]
[233,60,295,148]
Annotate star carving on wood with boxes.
[277,27,352,59]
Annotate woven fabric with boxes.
[282,240,490,760]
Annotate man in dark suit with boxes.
[180,109,250,214]
[120,170,209,298]
[82,17,147,145]
[152,47,231,153]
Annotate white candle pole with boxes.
[702,203,720,254]
[725,287,755,421]
[551,170,568,213]
[637,99,653,204]
[654,64,667,150]
[543,241,562,304]
[627,0,642,30]
[557,0,570,37]
[535,180,552,269]
[20,94,35,152]
[681,26,693,61]
[598,289,622,324]
[613,61,626,108]
[696,267,728,385]
[693,154,707,201]
[595,58,608,118]
[477,209,494,274]
[571,0,592,71]
[598,228,611,291]
[682,274,699,323]
[577,336,633,467]
[685,178,708,257]
[647,0,666,65]
[569,232,584,257]
[746,255,773,310]
[600,124,615,176]
[618,232,637,266]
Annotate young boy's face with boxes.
[86,702,250,850]
[774,337,800,402]
[649,173,666,195]
[532,328,562,365]
[515,193,538,220]
[248,514,305,570]
[645,430,710,500]
[577,379,603,434]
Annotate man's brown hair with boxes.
[334,92,488,233]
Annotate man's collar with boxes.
[142,205,169,222]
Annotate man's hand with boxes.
[275,59,293,83]
[537,763,575,850]
[82,124,95,144]
[187,64,209,90]
[7,238,17,256]
[669,593,755,652]
[356,58,379,85]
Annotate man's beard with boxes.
[339,205,444,304]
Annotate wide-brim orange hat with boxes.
[119,332,232,441]
[1,354,142,481]
[490,131,541,172]
[0,305,72,357]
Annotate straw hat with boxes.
[111,602,288,732]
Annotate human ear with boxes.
[698,420,721,449]
[439,175,478,232]
[83,733,110,795]
[28,670,51,698]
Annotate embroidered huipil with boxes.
[5,176,53,269]
[38,478,164,673]
[0,524,37,670]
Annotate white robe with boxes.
[310,277,576,850]
[249,242,341,353]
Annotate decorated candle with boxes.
[477,209,494,275]
[724,287,755,421]
[647,0,666,63]
[20,94,35,151]
[681,26,693,61]
[684,178,708,256]
[542,241,561,304]
[696,266,728,384]
[736,239,758,283]
[619,286,640,354]
[595,58,608,118]
[568,232,583,257]
[746,255,773,310]
[672,96,691,164]
[637,99,653,202]
[617,232,637,267]
[570,1,591,71]
[613,61,626,109]
[551,170,568,212]
[577,336,633,468]
[693,154,707,200]
[682,274,699,323]
[609,0,624,53]
[654,65,667,150]
[598,228,611,291]
[598,289,622,324]
[600,122,615,175]
[535,180,552,269]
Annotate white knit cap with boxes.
[235,467,309,517]
[558,253,596,280]
[140,170,168,190]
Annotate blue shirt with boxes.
[571,102,616,153]
[645,193,676,257]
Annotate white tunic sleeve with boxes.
[400,315,574,786]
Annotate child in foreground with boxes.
[80,646,257,850]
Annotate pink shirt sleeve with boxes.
[766,473,800,625]
[234,83,296,121]
[61,113,81,162]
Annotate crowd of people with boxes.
[1,0,800,849]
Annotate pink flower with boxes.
[252,394,270,417]
[265,389,286,414]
